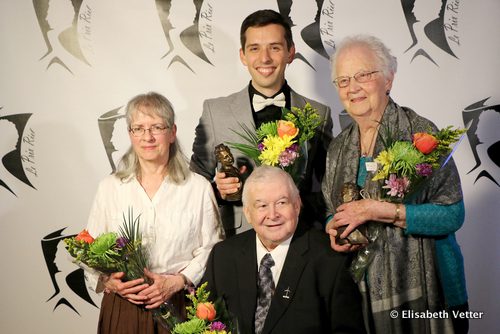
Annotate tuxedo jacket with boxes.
[202,226,366,334]
[190,86,333,235]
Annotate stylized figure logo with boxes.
[98,108,129,173]
[155,0,213,72]
[41,228,98,314]
[462,98,500,186]
[33,0,90,72]
[400,0,458,65]
[277,0,329,71]
[0,112,36,196]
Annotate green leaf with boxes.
[230,123,259,144]
[226,122,262,164]
[287,103,322,145]
[225,144,260,163]
[117,207,150,281]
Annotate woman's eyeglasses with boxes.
[333,70,380,88]
[128,125,168,137]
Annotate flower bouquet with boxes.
[64,208,177,329]
[227,103,322,185]
[372,125,466,201]
[349,125,467,282]
[171,282,237,334]
[64,208,149,281]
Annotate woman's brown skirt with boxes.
[97,291,186,334]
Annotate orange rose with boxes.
[413,132,438,154]
[196,302,216,321]
[75,229,94,244]
[277,120,299,139]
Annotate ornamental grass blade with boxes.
[119,207,149,281]
[227,122,261,162]
[120,207,138,245]
[230,122,259,144]
[225,141,261,162]
[441,121,471,168]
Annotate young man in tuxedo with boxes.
[190,9,333,236]
[202,166,365,334]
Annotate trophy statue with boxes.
[336,182,369,245]
[214,143,242,202]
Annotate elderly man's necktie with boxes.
[254,253,275,334]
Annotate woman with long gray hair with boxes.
[85,92,223,333]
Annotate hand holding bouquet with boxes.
[64,208,178,329]
[348,125,466,282]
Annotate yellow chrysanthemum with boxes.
[259,135,295,166]
[373,149,394,180]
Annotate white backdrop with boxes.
[0,0,499,333]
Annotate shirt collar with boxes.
[256,232,292,284]
[248,80,290,99]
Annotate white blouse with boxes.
[85,171,223,291]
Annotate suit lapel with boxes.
[290,89,308,109]
[262,229,309,334]
[236,231,258,331]
[290,90,313,178]
[231,87,256,133]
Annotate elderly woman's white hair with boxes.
[330,34,398,82]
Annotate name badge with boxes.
[365,161,378,172]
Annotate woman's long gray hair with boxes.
[115,92,189,184]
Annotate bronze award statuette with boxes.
[336,182,369,245]
[214,143,242,202]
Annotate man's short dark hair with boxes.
[240,9,294,51]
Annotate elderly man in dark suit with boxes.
[202,166,366,334]
[190,9,333,237]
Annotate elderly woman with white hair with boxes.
[85,92,223,333]
[322,35,468,334]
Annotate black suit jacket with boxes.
[202,226,366,334]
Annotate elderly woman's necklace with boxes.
[360,126,379,158]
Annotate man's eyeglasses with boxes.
[129,125,168,137]
[333,70,380,88]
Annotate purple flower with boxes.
[288,143,299,151]
[416,163,433,177]
[278,145,300,167]
[258,142,265,151]
[210,321,226,331]
[116,237,129,249]
[383,174,410,198]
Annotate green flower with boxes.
[389,141,425,177]
[172,318,207,334]
[89,232,118,256]
[256,121,278,140]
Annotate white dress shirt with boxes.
[85,171,223,291]
[255,234,292,285]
